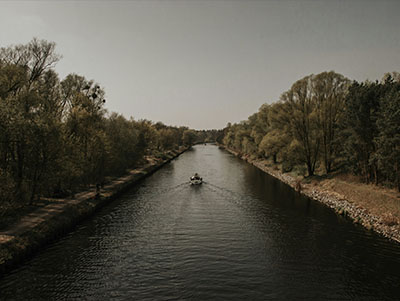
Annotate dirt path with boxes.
[0,148,187,274]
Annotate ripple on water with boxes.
[1,145,400,300]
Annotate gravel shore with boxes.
[223,146,400,244]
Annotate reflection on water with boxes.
[1,145,400,300]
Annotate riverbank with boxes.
[220,146,400,244]
[0,147,188,276]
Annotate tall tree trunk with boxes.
[30,168,38,205]
[307,159,314,177]
[15,141,25,200]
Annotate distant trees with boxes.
[341,81,382,183]
[182,129,196,146]
[220,71,400,191]
[0,39,214,207]
[342,75,400,188]
[375,78,400,191]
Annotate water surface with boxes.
[1,145,400,300]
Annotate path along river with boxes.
[1,145,400,300]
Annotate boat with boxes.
[190,173,203,185]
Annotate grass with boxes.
[315,174,400,226]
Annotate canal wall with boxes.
[220,145,400,244]
[0,147,188,277]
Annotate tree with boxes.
[342,81,382,183]
[61,74,107,188]
[282,76,320,176]
[0,38,60,88]
[0,39,62,201]
[0,38,194,207]
[259,129,289,163]
[249,105,271,157]
[375,78,400,191]
[182,129,196,146]
[313,71,350,173]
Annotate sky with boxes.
[1,0,399,130]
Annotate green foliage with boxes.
[259,129,289,163]
[313,71,350,173]
[182,129,196,146]
[220,70,400,191]
[374,78,400,190]
[342,80,386,184]
[0,39,62,202]
[281,76,321,176]
[0,39,208,206]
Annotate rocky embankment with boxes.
[221,146,400,244]
[0,147,188,276]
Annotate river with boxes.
[1,145,400,300]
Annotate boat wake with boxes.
[202,182,255,206]
[136,182,189,199]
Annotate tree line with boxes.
[220,71,400,191]
[0,39,217,206]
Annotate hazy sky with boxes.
[1,0,399,129]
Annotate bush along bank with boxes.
[0,147,188,277]
[220,145,400,245]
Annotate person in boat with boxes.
[191,173,202,181]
